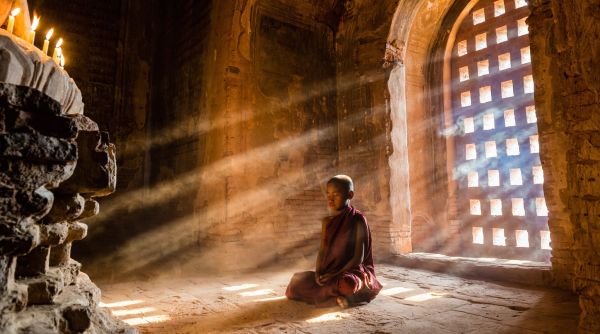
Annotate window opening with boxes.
[449,0,548,261]
[498,53,511,71]
[494,0,506,16]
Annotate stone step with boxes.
[386,252,553,287]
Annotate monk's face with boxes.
[326,183,353,211]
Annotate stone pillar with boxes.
[529,0,600,332]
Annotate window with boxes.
[506,138,520,156]
[510,168,523,185]
[480,86,492,103]
[525,105,537,123]
[488,169,500,186]
[517,18,529,36]
[450,0,549,260]
[468,171,479,187]
[477,60,490,76]
[470,199,482,215]
[483,113,495,130]
[485,141,497,158]
[475,33,487,50]
[496,26,508,44]
[473,8,486,25]
[515,0,528,9]
[459,66,470,81]
[501,80,514,98]
[515,230,529,247]
[458,40,468,56]
[504,109,516,127]
[524,75,534,94]
[532,166,544,184]
[461,91,472,107]
[466,143,477,160]
[521,46,531,64]
[464,117,475,133]
[494,1,506,16]
[498,53,511,71]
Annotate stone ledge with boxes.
[385,252,553,287]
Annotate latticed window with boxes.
[451,0,550,260]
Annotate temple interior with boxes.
[1,0,599,333]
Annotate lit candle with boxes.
[60,55,65,69]
[42,28,53,54]
[52,38,62,62]
[6,8,21,34]
[27,15,40,44]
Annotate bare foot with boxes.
[336,296,349,309]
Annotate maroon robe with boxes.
[285,206,382,306]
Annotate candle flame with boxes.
[10,8,20,16]
[31,16,40,30]
[56,38,63,48]
[46,28,54,40]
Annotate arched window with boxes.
[450,0,549,260]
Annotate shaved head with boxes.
[327,175,354,194]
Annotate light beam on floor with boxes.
[111,307,156,316]
[223,283,259,291]
[380,286,414,296]
[305,311,350,323]
[239,289,275,297]
[99,300,144,308]
[404,292,447,302]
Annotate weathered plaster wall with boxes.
[528,0,600,331]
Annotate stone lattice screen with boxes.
[450,0,550,261]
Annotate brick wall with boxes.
[29,0,122,130]
[529,0,600,331]
[192,0,340,272]
[335,0,411,259]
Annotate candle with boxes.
[42,28,53,54]
[52,38,62,62]
[27,15,40,44]
[60,55,65,69]
[6,8,20,34]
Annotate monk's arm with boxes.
[320,217,366,282]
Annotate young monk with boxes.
[285,175,382,308]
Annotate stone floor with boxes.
[98,264,579,333]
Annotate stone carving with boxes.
[0,20,130,334]
[383,41,403,69]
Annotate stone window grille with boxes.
[450,0,551,260]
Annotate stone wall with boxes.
[28,0,123,130]
[528,0,600,332]
[0,83,130,332]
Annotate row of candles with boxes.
[6,8,65,68]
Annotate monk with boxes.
[285,175,382,308]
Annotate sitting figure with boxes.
[285,175,382,308]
